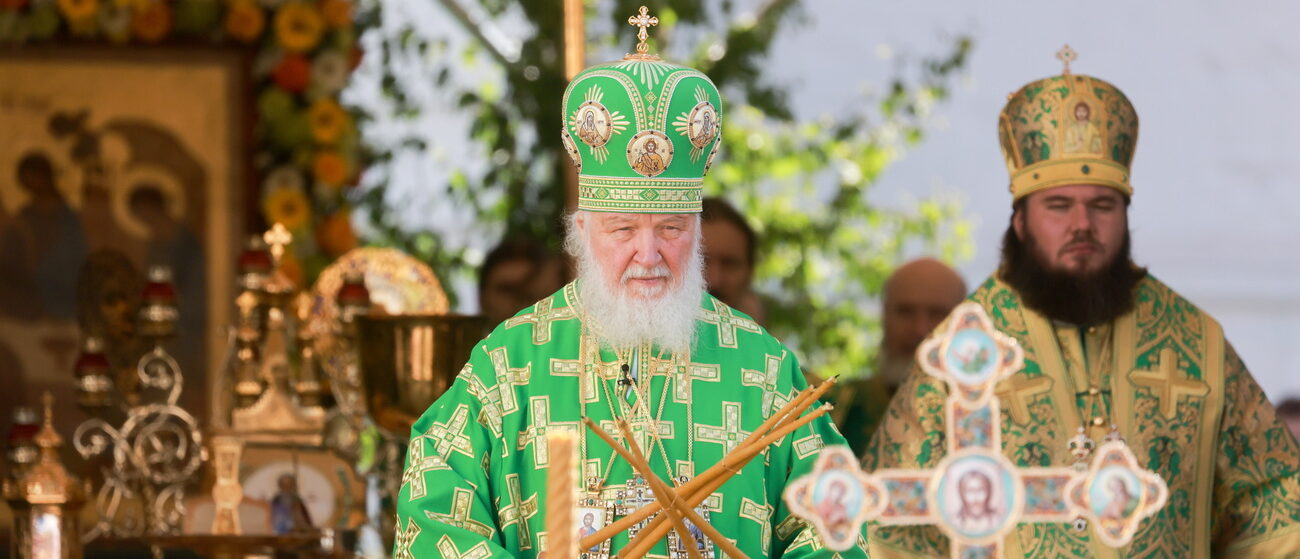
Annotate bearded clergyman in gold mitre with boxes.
[864,47,1300,558]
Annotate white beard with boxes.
[877,349,915,389]
[566,213,705,355]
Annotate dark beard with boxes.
[999,224,1147,327]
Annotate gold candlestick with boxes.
[210,435,245,535]
[545,431,577,558]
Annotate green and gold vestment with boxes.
[864,275,1300,559]
[395,283,868,558]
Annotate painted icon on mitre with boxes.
[627,130,673,177]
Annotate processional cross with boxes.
[785,303,1169,558]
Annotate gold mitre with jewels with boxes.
[561,6,722,213]
[998,45,1139,201]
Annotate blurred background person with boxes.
[0,151,86,321]
[833,257,966,456]
[701,197,766,324]
[477,236,567,327]
[1277,398,1300,442]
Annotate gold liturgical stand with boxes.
[0,222,489,558]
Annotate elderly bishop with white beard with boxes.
[392,13,865,559]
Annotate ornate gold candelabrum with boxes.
[317,270,371,454]
[4,394,88,559]
[227,224,328,446]
[72,265,208,540]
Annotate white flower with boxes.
[263,165,305,193]
[98,3,132,42]
[311,51,350,94]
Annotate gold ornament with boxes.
[627,6,659,57]
[4,393,87,559]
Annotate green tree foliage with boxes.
[351,0,972,377]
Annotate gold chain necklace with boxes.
[578,332,684,491]
[602,342,677,474]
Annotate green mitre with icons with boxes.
[562,6,723,214]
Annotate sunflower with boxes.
[308,97,348,144]
[224,0,263,42]
[131,0,171,43]
[56,0,97,23]
[273,1,322,52]
[311,149,348,186]
[262,185,311,231]
[318,0,348,28]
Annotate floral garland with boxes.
[0,0,361,285]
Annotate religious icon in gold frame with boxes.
[576,501,611,559]
[0,47,250,431]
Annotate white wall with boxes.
[766,0,1300,400]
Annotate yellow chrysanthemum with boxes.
[308,97,348,144]
[224,0,264,43]
[262,186,312,231]
[57,0,98,22]
[274,1,323,53]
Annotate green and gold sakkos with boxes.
[863,276,1300,559]
[394,284,867,558]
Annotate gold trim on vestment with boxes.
[1194,314,1226,559]
[866,539,936,559]
[1010,157,1132,200]
[1222,521,1300,559]
[1112,311,1136,454]
[1020,305,1083,441]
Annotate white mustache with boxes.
[621,265,671,283]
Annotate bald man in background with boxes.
[831,257,966,456]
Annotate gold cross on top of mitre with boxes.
[628,5,659,55]
[1057,44,1078,75]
